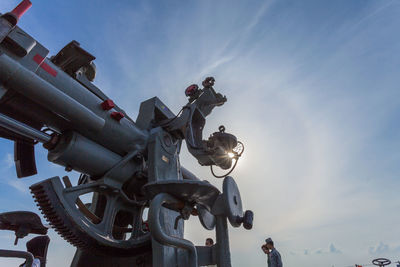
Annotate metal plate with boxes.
[197,204,216,230]
[222,176,243,227]
[144,180,220,210]
[0,211,48,235]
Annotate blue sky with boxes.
[0,0,400,266]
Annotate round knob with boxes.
[235,210,254,230]
[242,210,254,230]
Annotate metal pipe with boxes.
[215,216,231,267]
[0,54,105,132]
[148,193,197,267]
[0,113,51,143]
[0,249,34,267]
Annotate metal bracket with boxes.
[0,249,33,266]
[148,193,197,267]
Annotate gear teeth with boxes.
[30,179,94,252]
[29,177,151,256]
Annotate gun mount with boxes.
[0,210,50,267]
[0,1,253,266]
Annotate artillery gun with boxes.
[0,1,253,266]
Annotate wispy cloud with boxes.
[3,153,13,168]
[7,179,28,193]
[296,244,342,256]
[329,244,342,254]
[367,242,400,255]
[1,1,400,267]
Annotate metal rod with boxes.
[215,216,231,267]
[0,249,34,267]
[148,193,198,267]
[0,113,51,143]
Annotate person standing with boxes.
[205,238,214,247]
[203,238,216,267]
[262,237,283,267]
[261,244,271,267]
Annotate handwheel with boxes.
[222,176,243,227]
[372,258,391,267]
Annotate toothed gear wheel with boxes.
[30,177,151,255]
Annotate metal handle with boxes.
[148,193,198,267]
[0,249,34,267]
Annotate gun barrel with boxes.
[0,113,51,143]
[0,53,105,132]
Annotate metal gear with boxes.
[30,176,151,255]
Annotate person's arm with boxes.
[276,252,283,267]
[270,252,281,267]
[277,257,282,267]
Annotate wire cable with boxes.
[210,141,244,178]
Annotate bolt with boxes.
[65,165,72,172]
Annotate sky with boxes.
[0,0,400,266]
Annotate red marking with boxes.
[111,112,124,121]
[32,54,58,77]
[33,54,45,65]
[101,99,115,110]
[142,221,149,232]
[11,0,32,19]
[185,84,198,96]
[41,61,58,77]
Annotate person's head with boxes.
[265,238,274,250]
[261,244,269,254]
[205,238,214,247]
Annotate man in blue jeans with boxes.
[262,237,283,267]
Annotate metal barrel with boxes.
[48,131,137,180]
[0,53,105,132]
[0,111,138,180]
[0,112,199,183]
[0,113,51,143]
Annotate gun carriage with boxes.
[0,1,253,266]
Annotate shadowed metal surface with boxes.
[144,180,220,209]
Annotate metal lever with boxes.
[0,249,33,267]
[148,193,198,267]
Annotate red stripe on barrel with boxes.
[33,54,58,77]
[33,54,45,65]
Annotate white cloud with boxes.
[7,179,28,193]
[1,1,400,267]
[369,242,390,255]
[3,153,13,168]
[329,244,342,254]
